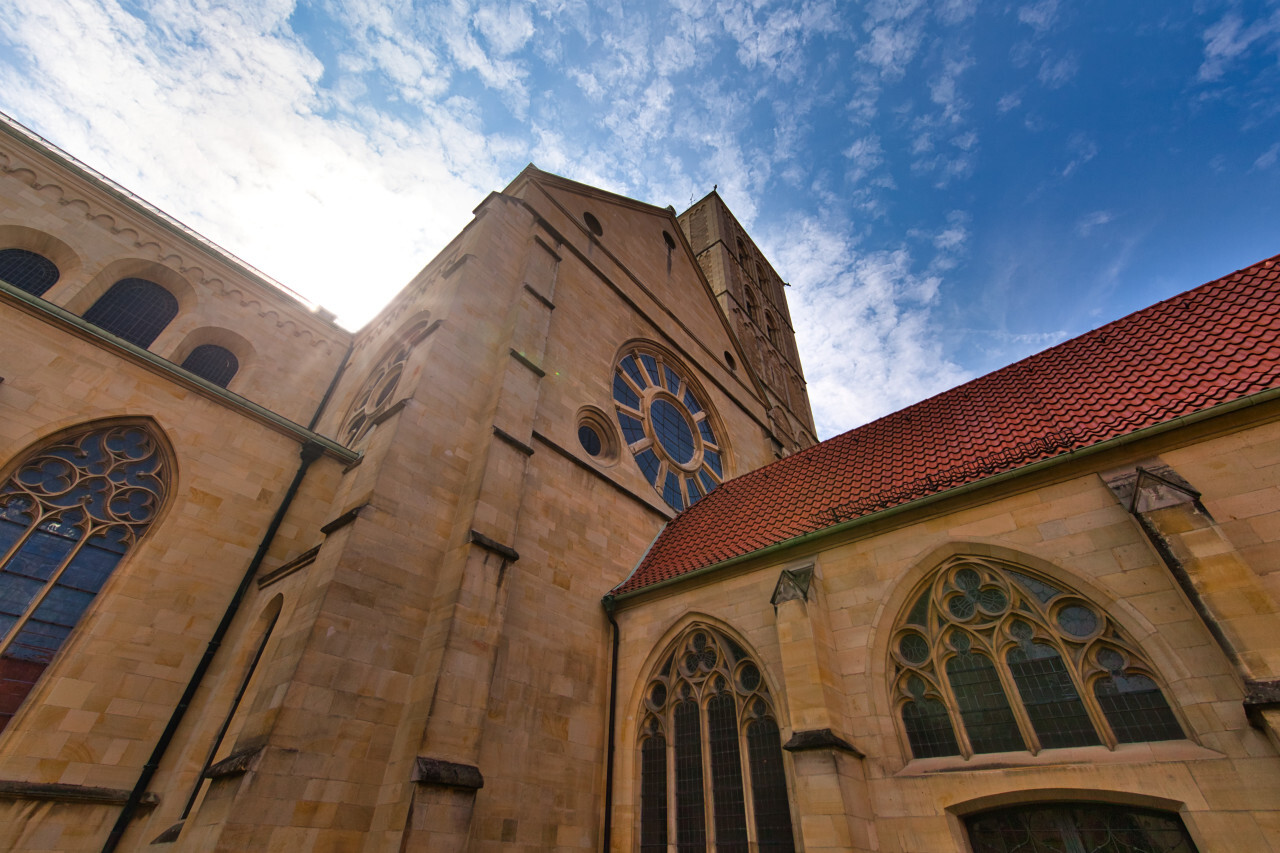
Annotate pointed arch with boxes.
[637,621,796,851]
[888,554,1186,761]
[0,420,174,731]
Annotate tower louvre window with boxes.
[892,556,1184,759]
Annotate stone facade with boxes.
[0,109,1277,853]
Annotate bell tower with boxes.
[678,192,817,454]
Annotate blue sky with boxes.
[2,0,1279,438]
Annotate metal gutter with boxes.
[608,383,1280,605]
[1,280,358,463]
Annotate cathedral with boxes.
[0,110,1277,852]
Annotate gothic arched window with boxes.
[966,802,1199,852]
[744,288,758,324]
[639,624,795,852]
[0,423,170,731]
[83,278,179,348]
[0,248,60,297]
[891,556,1184,760]
[341,321,435,445]
[181,344,239,388]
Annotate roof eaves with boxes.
[610,381,1280,602]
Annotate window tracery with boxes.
[891,556,1184,760]
[0,423,170,731]
[612,347,725,512]
[341,323,431,445]
[639,624,795,852]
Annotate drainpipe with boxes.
[102,440,324,853]
[101,341,352,852]
[601,595,620,853]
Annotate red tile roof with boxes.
[612,253,1280,596]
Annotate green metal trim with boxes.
[1,279,359,462]
[608,383,1280,605]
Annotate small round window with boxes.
[612,347,725,512]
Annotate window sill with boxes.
[895,739,1223,776]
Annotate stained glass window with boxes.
[612,348,726,512]
[639,625,795,850]
[0,424,170,731]
[891,556,1184,759]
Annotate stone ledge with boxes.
[258,544,320,588]
[469,529,520,563]
[204,745,264,779]
[0,779,158,806]
[1244,678,1280,728]
[493,426,534,456]
[508,348,546,378]
[321,503,367,535]
[783,728,863,757]
[411,757,484,790]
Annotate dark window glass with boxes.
[674,700,706,852]
[83,278,178,348]
[746,717,795,852]
[704,450,722,477]
[967,803,1199,853]
[613,374,640,409]
[686,477,702,506]
[1007,643,1100,749]
[1095,674,1184,743]
[640,736,668,852]
[636,450,661,484]
[698,419,716,443]
[663,471,684,512]
[683,390,702,414]
[698,470,717,495]
[640,354,661,386]
[621,356,646,388]
[946,651,1025,753]
[0,249,59,297]
[708,693,748,850]
[903,697,961,758]
[180,344,238,387]
[578,425,602,456]
[651,399,696,465]
[619,413,646,446]
[663,365,682,393]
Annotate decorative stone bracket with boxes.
[411,757,484,790]
[771,565,814,607]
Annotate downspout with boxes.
[601,595,620,853]
[102,342,353,852]
[102,440,324,853]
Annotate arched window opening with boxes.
[891,556,1185,759]
[0,424,170,732]
[743,288,758,324]
[83,278,178,348]
[966,802,1199,853]
[765,314,778,347]
[0,248,59,297]
[181,344,239,388]
[638,624,796,851]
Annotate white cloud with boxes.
[764,215,968,436]
[1038,53,1077,88]
[1017,0,1058,35]
[1255,142,1280,170]
[1075,210,1113,236]
[1198,11,1280,82]
[997,90,1022,113]
[1061,132,1098,177]
[474,2,536,56]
